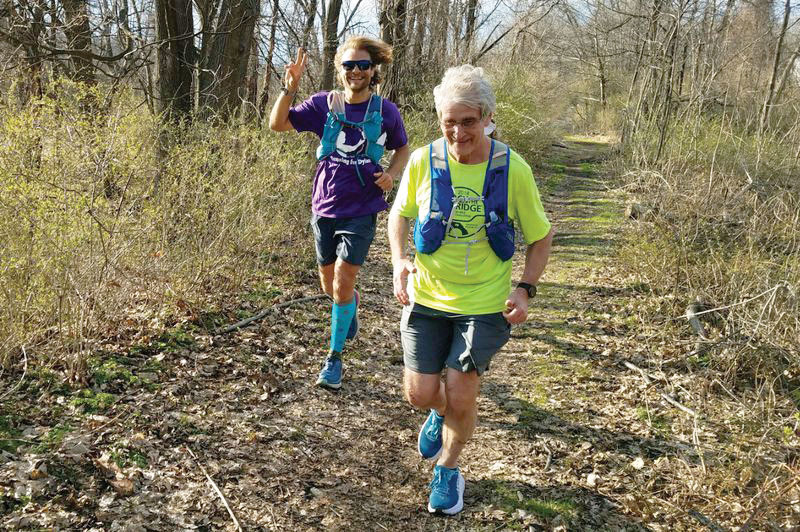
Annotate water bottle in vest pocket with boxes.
[486,210,515,261]
[413,211,446,254]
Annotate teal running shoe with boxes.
[418,409,444,460]
[316,353,342,389]
[428,465,465,515]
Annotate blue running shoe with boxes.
[428,465,465,515]
[316,353,342,389]
[346,290,359,340]
[418,410,444,460]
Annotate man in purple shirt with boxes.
[269,37,409,390]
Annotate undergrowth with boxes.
[617,116,800,389]
[0,70,555,381]
[612,110,800,530]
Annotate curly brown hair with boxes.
[334,36,393,88]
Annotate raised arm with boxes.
[269,48,308,132]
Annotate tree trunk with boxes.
[380,0,394,44]
[382,0,406,101]
[759,0,791,135]
[258,0,280,122]
[61,0,95,85]
[622,0,665,145]
[593,32,606,108]
[241,36,259,120]
[411,0,428,63]
[463,0,479,60]
[320,0,343,90]
[427,0,450,60]
[301,0,317,50]
[654,0,686,162]
[156,0,195,120]
[198,0,259,120]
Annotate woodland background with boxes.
[0,0,799,529]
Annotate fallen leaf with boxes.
[28,462,48,480]
[109,477,135,496]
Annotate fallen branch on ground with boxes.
[0,346,28,401]
[185,446,242,532]
[685,302,710,340]
[623,360,697,417]
[661,393,697,417]
[688,509,728,532]
[215,294,329,334]
[623,360,652,385]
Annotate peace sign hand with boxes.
[284,48,308,92]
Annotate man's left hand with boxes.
[373,171,393,192]
[503,288,529,325]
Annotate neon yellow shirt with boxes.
[391,142,551,314]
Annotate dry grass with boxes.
[611,111,800,530]
[617,113,800,389]
[0,81,318,373]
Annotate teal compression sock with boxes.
[330,298,356,353]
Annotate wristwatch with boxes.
[281,86,296,96]
[516,282,537,298]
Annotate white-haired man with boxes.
[388,65,553,514]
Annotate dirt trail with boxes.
[5,138,679,531]
[177,137,648,531]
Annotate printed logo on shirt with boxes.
[329,154,370,166]
[334,127,387,158]
[447,186,485,240]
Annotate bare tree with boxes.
[258,0,280,121]
[320,0,343,90]
[380,0,407,101]
[198,0,259,120]
[155,0,194,119]
[759,0,791,134]
[62,0,95,84]
[463,0,479,59]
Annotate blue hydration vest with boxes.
[413,137,515,270]
[316,91,385,187]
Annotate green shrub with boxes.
[0,79,318,371]
[0,69,561,378]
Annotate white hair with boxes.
[433,65,496,119]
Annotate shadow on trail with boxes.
[552,234,615,248]
[557,199,616,209]
[468,477,651,531]
[481,381,698,463]
[512,328,602,359]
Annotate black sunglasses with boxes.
[342,60,374,71]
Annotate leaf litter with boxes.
[1,139,797,530]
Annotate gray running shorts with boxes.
[400,303,511,376]
[310,213,377,266]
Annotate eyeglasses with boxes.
[342,60,374,71]
[441,117,481,130]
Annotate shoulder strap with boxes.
[327,90,346,116]
[429,137,451,213]
[430,137,447,171]
[488,140,509,172]
[483,139,512,220]
[366,93,382,114]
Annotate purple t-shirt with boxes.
[288,91,408,218]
